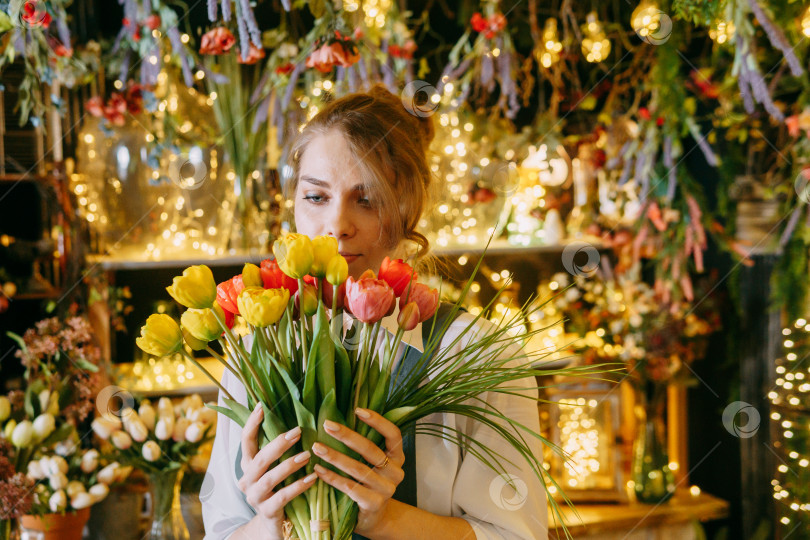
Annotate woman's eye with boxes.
[358,196,372,208]
[303,194,326,204]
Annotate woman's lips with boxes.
[340,253,359,263]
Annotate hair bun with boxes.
[368,83,435,152]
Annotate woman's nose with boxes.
[326,204,356,239]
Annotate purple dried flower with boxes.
[251,95,271,133]
[747,0,803,77]
[281,62,304,111]
[208,0,218,21]
[239,0,262,48]
[480,54,494,91]
[664,135,677,202]
[779,205,802,247]
[347,65,357,92]
[235,7,250,61]
[221,0,232,22]
[250,71,270,105]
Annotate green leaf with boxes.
[333,334,352,414]
[208,404,247,428]
[316,389,355,470]
[259,402,285,448]
[39,423,74,448]
[291,398,317,473]
[314,303,336,404]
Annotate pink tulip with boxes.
[399,283,439,322]
[345,275,395,324]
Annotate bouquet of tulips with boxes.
[25,448,127,514]
[135,233,605,539]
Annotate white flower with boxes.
[126,418,149,443]
[66,481,86,498]
[97,464,120,485]
[0,396,10,422]
[27,460,45,480]
[564,288,581,303]
[172,417,191,442]
[184,394,203,412]
[629,313,643,328]
[120,408,140,429]
[49,490,67,512]
[157,397,174,419]
[142,441,161,462]
[55,438,78,457]
[89,483,109,502]
[47,456,69,475]
[38,389,51,413]
[278,42,298,58]
[71,492,95,509]
[197,407,216,426]
[138,403,156,431]
[91,416,121,440]
[115,465,133,483]
[111,430,133,450]
[551,272,570,288]
[80,450,99,474]
[11,420,34,448]
[185,422,204,443]
[49,472,68,491]
[155,418,172,441]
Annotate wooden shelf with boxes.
[548,489,729,538]
[0,174,49,184]
[86,252,268,271]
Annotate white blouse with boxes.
[202,310,550,540]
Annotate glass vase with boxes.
[631,383,676,504]
[147,468,190,540]
[0,520,20,540]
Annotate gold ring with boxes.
[374,455,390,469]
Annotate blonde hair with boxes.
[285,84,435,262]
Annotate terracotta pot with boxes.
[20,507,91,540]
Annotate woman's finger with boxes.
[260,472,318,516]
[241,426,301,487]
[313,464,385,511]
[247,450,311,505]
[312,442,397,497]
[354,408,405,465]
[240,404,264,465]
[322,420,388,469]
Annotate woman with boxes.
[202,84,549,540]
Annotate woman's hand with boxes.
[235,404,317,539]
[312,407,406,537]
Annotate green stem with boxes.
[211,309,250,366]
[298,278,309,368]
[180,349,234,401]
[206,344,242,382]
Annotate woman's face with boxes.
[294,129,394,278]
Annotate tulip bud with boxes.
[46,391,60,416]
[326,255,349,286]
[242,263,263,287]
[139,403,156,431]
[38,389,51,413]
[96,463,120,485]
[49,472,68,491]
[126,418,149,443]
[89,483,109,502]
[272,233,314,279]
[196,407,217,426]
[3,419,16,438]
[157,397,174,418]
[91,417,120,440]
[166,265,217,309]
[310,236,339,278]
[32,413,55,441]
[49,490,67,512]
[55,437,78,457]
[397,301,421,331]
[172,417,191,442]
[186,394,204,411]
[185,422,204,443]
[11,420,34,448]
[111,430,133,450]
[399,282,440,322]
[181,304,226,343]
[142,440,162,462]
[296,283,318,317]
[81,450,99,474]
[182,326,208,351]
[155,418,172,441]
[27,460,45,480]
[0,396,9,422]
[71,491,95,510]
[66,480,86,498]
[136,314,183,358]
[48,456,69,475]
[115,465,133,483]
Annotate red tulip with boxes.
[260,259,299,295]
[144,14,161,30]
[397,302,420,331]
[321,281,346,310]
[399,283,439,323]
[345,276,395,324]
[216,276,244,315]
[23,1,51,28]
[378,257,417,297]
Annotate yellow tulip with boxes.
[310,236,339,278]
[273,233,313,279]
[180,304,225,342]
[242,263,263,287]
[237,287,290,327]
[326,255,349,286]
[182,327,208,351]
[166,265,217,309]
[136,314,183,357]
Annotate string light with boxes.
[631,1,664,40]
[709,19,735,44]
[801,7,810,38]
[581,12,610,63]
[539,18,563,68]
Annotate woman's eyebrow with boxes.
[301,175,330,188]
